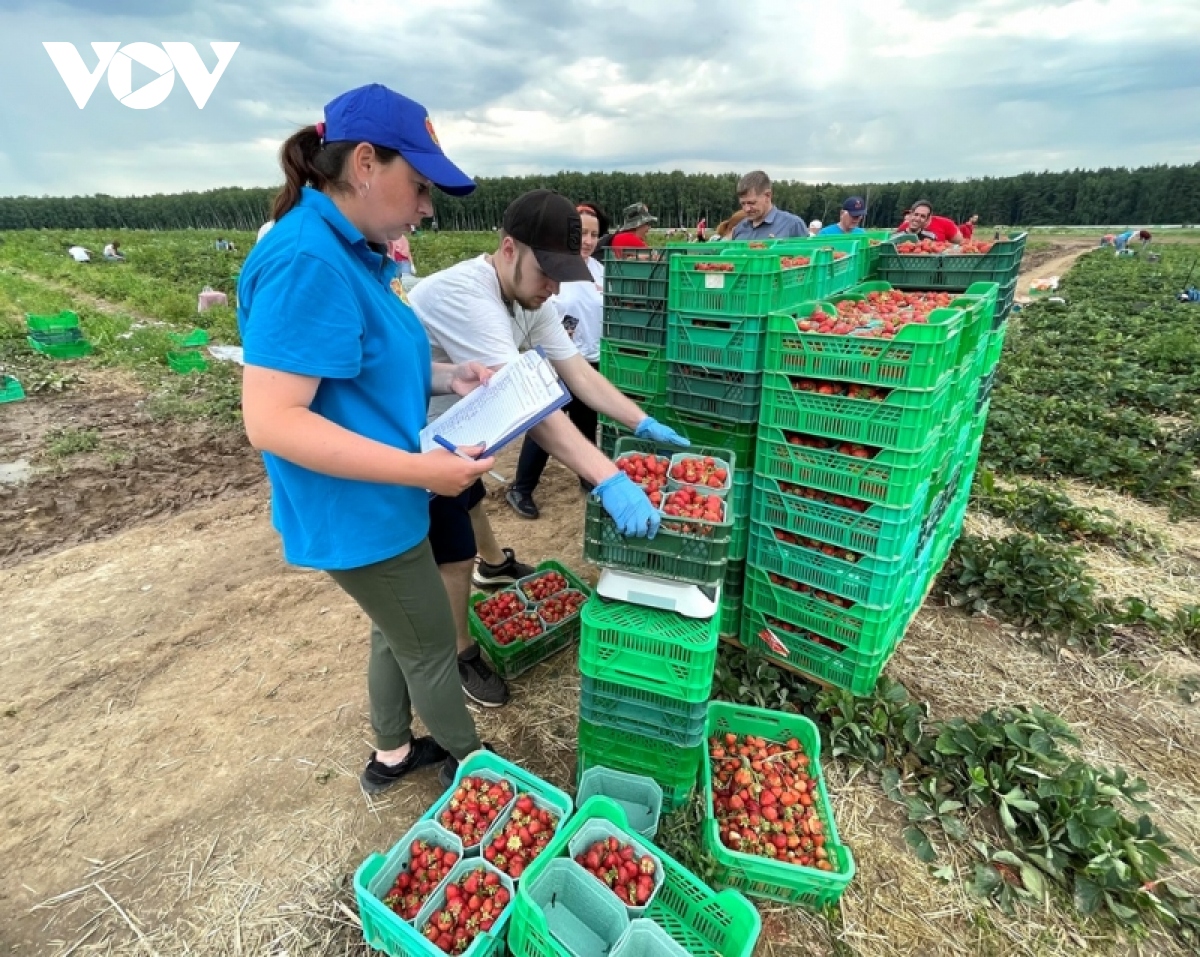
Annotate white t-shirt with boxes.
[410,254,578,417]
[548,257,604,364]
[103,244,119,258]
[257,220,275,241]
[68,246,90,262]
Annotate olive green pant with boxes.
[328,539,481,759]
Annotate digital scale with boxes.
[596,568,721,619]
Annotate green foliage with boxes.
[44,427,99,458]
[985,248,1200,515]
[715,647,1199,945]
[972,470,1162,557]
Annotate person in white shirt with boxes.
[410,190,687,707]
[103,240,125,261]
[505,201,608,518]
[256,220,275,242]
[807,219,823,237]
[67,245,91,263]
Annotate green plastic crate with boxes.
[584,498,730,587]
[743,564,918,657]
[751,474,930,562]
[422,751,575,848]
[748,522,917,609]
[665,411,756,466]
[469,561,592,680]
[755,425,940,509]
[603,303,668,348]
[668,250,819,317]
[668,366,762,425]
[666,312,767,373]
[580,675,707,749]
[759,370,951,452]
[25,310,80,333]
[983,321,1007,374]
[702,702,855,906]
[939,233,1028,289]
[167,350,208,374]
[719,560,746,638]
[817,247,860,298]
[577,721,702,813]
[509,796,761,957]
[949,282,999,364]
[578,592,719,703]
[764,297,966,391]
[27,337,93,359]
[168,328,210,348]
[739,605,896,695]
[29,327,84,345]
[600,340,667,396]
[355,849,513,957]
[995,277,1018,326]
[870,244,942,287]
[0,375,24,403]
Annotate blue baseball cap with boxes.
[322,84,475,197]
[842,196,867,218]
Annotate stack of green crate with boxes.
[599,248,671,456]
[576,593,720,812]
[26,311,92,360]
[741,280,995,693]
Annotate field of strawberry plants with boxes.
[1,230,1197,957]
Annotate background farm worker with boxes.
[387,226,415,276]
[807,219,822,236]
[695,216,707,242]
[505,201,610,519]
[960,213,980,240]
[67,244,91,263]
[102,240,125,261]
[895,199,964,244]
[215,237,229,251]
[611,202,657,249]
[709,210,747,240]
[1114,228,1152,251]
[411,190,689,704]
[731,171,807,240]
[819,196,868,235]
[256,220,275,242]
[237,83,495,793]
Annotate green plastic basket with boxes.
[469,562,591,680]
[817,247,860,298]
[667,366,762,425]
[764,297,966,391]
[759,370,951,452]
[665,411,756,466]
[719,560,746,639]
[1,375,25,403]
[355,842,511,957]
[602,303,668,348]
[983,321,1007,374]
[580,675,708,749]
[611,919,691,957]
[517,857,631,957]
[870,244,942,287]
[995,277,1018,326]
[168,328,210,348]
[422,752,574,850]
[751,474,930,562]
[600,341,667,396]
[509,796,761,957]
[743,564,918,657]
[666,312,767,373]
[26,310,80,333]
[702,702,855,907]
[29,327,84,345]
[668,249,820,317]
[748,522,917,609]
[578,592,720,703]
[566,820,665,919]
[576,767,663,840]
[167,350,208,374]
[755,425,940,509]
[739,605,896,695]
[27,337,92,359]
[577,721,702,813]
[939,233,1028,289]
[948,283,999,364]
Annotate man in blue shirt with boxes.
[818,196,868,235]
[730,171,807,240]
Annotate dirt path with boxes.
[1015,241,1093,303]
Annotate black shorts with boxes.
[428,479,488,565]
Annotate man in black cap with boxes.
[410,190,688,706]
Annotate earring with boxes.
[361,181,370,196]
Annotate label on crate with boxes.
[758,627,790,657]
[705,274,726,289]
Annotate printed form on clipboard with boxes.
[419,347,572,457]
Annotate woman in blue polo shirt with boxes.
[238,84,496,793]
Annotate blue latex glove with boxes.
[594,471,660,539]
[634,416,690,447]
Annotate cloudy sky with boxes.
[2,0,1198,197]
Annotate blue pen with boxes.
[433,434,507,483]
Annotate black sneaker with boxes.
[359,736,448,794]
[505,488,540,520]
[439,742,495,790]
[472,548,535,587]
[458,645,510,708]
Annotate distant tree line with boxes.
[2,163,1197,231]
